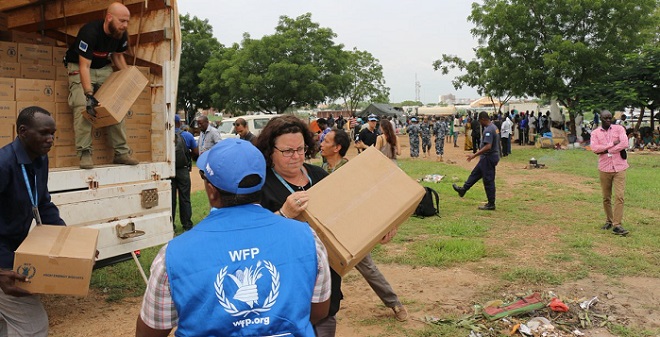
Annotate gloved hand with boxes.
[85,94,99,118]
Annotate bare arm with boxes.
[135,316,172,337]
[396,138,401,156]
[78,56,94,94]
[375,134,383,149]
[467,142,492,162]
[310,299,330,325]
[111,52,128,70]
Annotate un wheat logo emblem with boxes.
[215,260,279,317]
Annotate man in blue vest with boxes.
[136,139,331,337]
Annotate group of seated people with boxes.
[627,128,660,151]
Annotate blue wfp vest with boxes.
[166,204,318,337]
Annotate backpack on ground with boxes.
[414,186,440,218]
[174,130,191,169]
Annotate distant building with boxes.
[439,93,456,105]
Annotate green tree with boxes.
[217,13,347,114]
[436,0,656,133]
[178,14,221,121]
[335,48,390,113]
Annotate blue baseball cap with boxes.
[196,139,266,194]
[368,114,378,121]
[174,114,181,122]
[411,117,418,122]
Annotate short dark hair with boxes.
[317,118,327,127]
[234,118,247,127]
[217,174,263,206]
[478,111,489,120]
[255,115,318,167]
[331,129,351,157]
[17,106,52,129]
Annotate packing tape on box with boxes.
[48,226,70,257]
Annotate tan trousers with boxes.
[67,63,130,156]
[599,170,626,226]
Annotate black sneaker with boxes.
[452,184,466,197]
[601,222,613,230]
[612,226,629,236]
[478,203,496,211]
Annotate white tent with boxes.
[416,106,457,116]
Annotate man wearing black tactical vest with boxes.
[65,2,138,169]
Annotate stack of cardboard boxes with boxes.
[0,29,153,166]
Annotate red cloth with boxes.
[549,298,569,312]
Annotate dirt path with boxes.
[44,134,659,337]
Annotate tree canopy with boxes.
[178,15,221,122]
[335,48,390,113]
[434,0,658,130]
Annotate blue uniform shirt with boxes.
[0,138,65,269]
[175,127,197,151]
[481,123,501,157]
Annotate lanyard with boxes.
[21,164,42,225]
[272,168,312,194]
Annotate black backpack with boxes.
[414,187,440,218]
[174,130,192,169]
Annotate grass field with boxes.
[90,147,660,336]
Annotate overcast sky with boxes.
[177,0,482,104]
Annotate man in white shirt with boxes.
[501,115,513,157]
[197,115,221,154]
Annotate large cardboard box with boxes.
[52,47,66,66]
[18,43,52,65]
[0,77,15,101]
[54,80,68,102]
[0,123,14,148]
[15,78,54,102]
[13,225,99,296]
[20,63,56,80]
[0,101,16,122]
[0,41,17,62]
[0,62,20,78]
[299,147,425,276]
[87,66,148,128]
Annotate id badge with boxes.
[32,206,43,225]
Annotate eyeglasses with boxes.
[274,145,308,157]
[233,123,241,127]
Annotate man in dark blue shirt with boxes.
[452,111,501,210]
[0,106,65,336]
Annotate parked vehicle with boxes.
[217,114,282,139]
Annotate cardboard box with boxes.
[0,62,20,77]
[20,63,56,80]
[53,145,78,167]
[299,147,425,276]
[87,66,148,128]
[0,101,16,122]
[52,47,66,66]
[0,41,17,62]
[0,123,14,148]
[17,101,56,118]
[13,225,99,296]
[55,65,68,81]
[15,78,54,102]
[53,80,68,102]
[18,43,52,65]
[0,77,15,101]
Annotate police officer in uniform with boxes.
[452,111,501,210]
[65,2,138,169]
[407,117,421,158]
[420,117,432,158]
